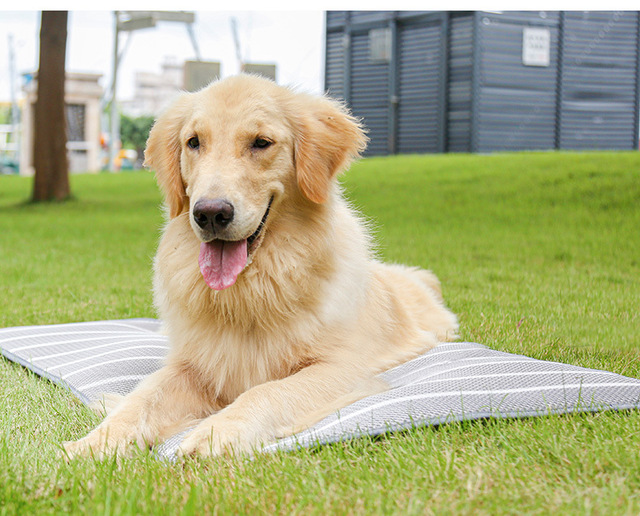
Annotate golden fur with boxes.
[64,75,458,458]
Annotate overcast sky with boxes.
[0,10,326,104]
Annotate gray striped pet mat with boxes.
[2,318,640,458]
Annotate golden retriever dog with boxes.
[64,74,458,459]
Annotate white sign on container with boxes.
[522,27,551,67]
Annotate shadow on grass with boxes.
[301,406,640,460]
[0,195,79,213]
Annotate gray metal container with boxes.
[324,10,640,155]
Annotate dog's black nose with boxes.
[193,199,235,232]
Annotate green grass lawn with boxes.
[1,151,639,514]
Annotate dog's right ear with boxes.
[290,94,368,204]
[144,95,191,218]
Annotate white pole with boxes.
[109,12,120,172]
[186,22,201,62]
[8,34,20,166]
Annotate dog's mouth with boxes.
[198,197,273,291]
[246,197,272,254]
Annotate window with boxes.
[369,27,392,63]
[65,103,86,142]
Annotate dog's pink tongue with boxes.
[198,240,248,290]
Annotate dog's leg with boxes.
[88,393,125,417]
[176,360,389,458]
[63,364,212,459]
[285,375,389,436]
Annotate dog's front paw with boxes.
[176,416,265,459]
[62,429,133,460]
[63,435,107,460]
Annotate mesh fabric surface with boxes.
[2,319,639,458]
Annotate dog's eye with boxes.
[253,137,273,150]
[187,136,200,150]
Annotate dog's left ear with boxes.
[144,95,191,218]
[292,95,368,204]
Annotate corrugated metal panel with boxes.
[397,11,439,20]
[326,11,348,28]
[349,12,394,25]
[397,19,445,154]
[350,31,390,156]
[325,32,345,101]
[475,13,560,152]
[447,14,474,152]
[324,10,640,156]
[480,11,560,24]
[558,11,640,150]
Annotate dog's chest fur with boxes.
[153,196,372,406]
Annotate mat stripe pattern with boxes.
[2,319,639,457]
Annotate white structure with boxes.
[121,57,183,117]
[0,124,17,158]
[20,72,103,175]
[121,57,221,116]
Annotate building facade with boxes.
[120,57,185,117]
[325,11,640,155]
[20,72,103,175]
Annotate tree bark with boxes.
[32,11,70,202]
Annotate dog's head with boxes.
[144,74,367,290]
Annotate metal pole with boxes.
[388,17,398,155]
[186,22,202,61]
[8,34,20,166]
[109,11,120,172]
[633,11,640,150]
[554,11,566,151]
[231,17,243,73]
[438,12,450,154]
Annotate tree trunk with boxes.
[32,11,70,202]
